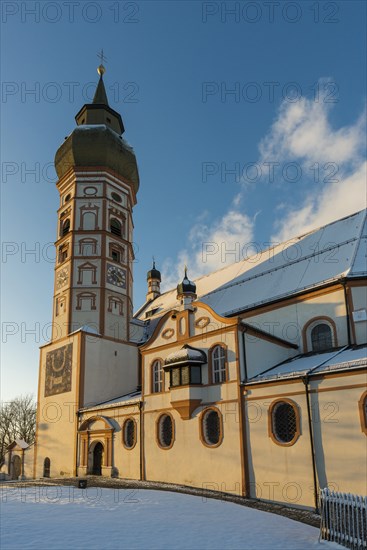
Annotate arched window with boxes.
[157,414,174,449]
[152,360,163,393]
[123,419,137,449]
[270,400,300,446]
[201,408,222,447]
[11,455,21,480]
[211,345,227,383]
[62,219,70,236]
[311,323,332,352]
[43,457,51,478]
[110,218,122,237]
[304,318,336,352]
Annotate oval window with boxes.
[111,192,122,203]
[84,186,98,196]
[271,401,298,444]
[157,414,174,449]
[123,419,136,449]
[64,193,71,203]
[202,408,222,446]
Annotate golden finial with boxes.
[97,49,107,76]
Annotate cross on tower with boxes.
[97,49,108,65]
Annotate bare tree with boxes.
[0,395,36,464]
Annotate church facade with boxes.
[30,67,366,510]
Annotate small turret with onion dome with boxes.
[177,266,197,307]
[146,259,161,302]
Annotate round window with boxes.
[123,419,136,449]
[64,193,71,203]
[157,414,174,448]
[111,192,122,203]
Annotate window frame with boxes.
[109,242,125,264]
[303,317,337,353]
[61,218,70,237]
[76,292,97,311]
[268,398,301,447]
[77,262,97,285]
[58,243,69,263]
[151,359,163,393]
[169,364,202,388]
[79,238,98,256]
[110,218,123,238]
[156,413,175,450]
[209,344,228,385]
[200,406,223,448]
[107,296,124,316]
[43,457,51,478]
[122,418,137,450]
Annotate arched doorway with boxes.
[92,443,104,475]
[43,457,51,478]
[11,455,21,480]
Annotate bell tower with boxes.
[34,63,140,478]
[52,62,139,342]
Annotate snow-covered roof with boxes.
[165,345,207,367]
[79,390,142,412]
[68,324,101,337]
[136,210,366,320]
[7,439,29,451]
[246,345,367,384]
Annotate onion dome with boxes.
[54,65,139,193]
[147,261,161,282]
[177,267,196,296]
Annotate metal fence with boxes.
[319,488,367,549]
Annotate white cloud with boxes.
[259,79,366,241]
[260,82,365,167]
[161,78,366,291]
[161,209,255,292]
[272,160,367,242]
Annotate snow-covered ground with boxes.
[1,486,340,549]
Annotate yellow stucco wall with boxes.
[244,370,367,508]
[35,332,81,478]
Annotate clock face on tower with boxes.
[106,263,126,288]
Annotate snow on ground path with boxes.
[0,486,341,550]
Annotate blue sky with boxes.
[1,1,366,401]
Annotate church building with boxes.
[28,65,366,510]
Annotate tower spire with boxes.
[93,50,109,105]
[73,54,125,135]
[92,72,109,105]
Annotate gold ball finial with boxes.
[97,64,106,76]
[97,49,107,76]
